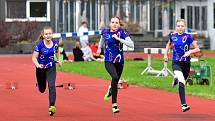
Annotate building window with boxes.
[213,3,215,28]
[194,6,200,30]
[30,2,47,17]
[27,0,50,21]
[187,6,193,29]
[214,3,215,29]
[202,6,207,30]
[180,9,185,19]
[6,0,26,18]
[5,0,50,22]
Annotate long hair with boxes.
[35,26,53,44]
[35,34,44,44]
[75,41,81,49]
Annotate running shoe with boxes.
[112,104,120,113]
[104,86,111,101]
[49,106,56,116]
[182,104,190,112]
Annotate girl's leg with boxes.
[36,68,47,93]
[182,62,191,81]
[174,70,186,104]
[178,62,190,105]
[173,63,186,104]
[46,66,56,107]
[115,63,124,80]
[112,63,124,103]
[105,62,120,104]
[173,62,190,112]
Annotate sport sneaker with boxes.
[112,104,120,113]
[182,104,190,112]
[49,106,56,116]
[104,86,111,101]
[172,77,179,87]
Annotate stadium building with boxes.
[0,0,215,50]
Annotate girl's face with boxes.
[176,21,185,34]
[42,28,53,41]
[110,17,120,32]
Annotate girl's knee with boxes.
[112,75,119,81]
[174,70,186,85]
[179,82,185,87]
[39,88,46,93]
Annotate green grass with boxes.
[58,56,215,100]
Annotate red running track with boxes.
[0,55,215,121]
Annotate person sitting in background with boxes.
[73,41,84,62]
[54,38,72,63]
[81,43,97,61]
[90,41,104,61]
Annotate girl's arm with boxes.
[118,37,134,48]
[97,36,104,54]
[112,34,134,48]
[184,41,200,57]
[32,51,43,68]
[164,40,172,62]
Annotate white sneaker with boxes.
[182,104,190,112]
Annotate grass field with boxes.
[58,56,215,99]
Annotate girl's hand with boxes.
[36,64,44,68]
[164,54,168,62]
[112,34,120,40]
[58,61,62,67]
[183,51,191,57]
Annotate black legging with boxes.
[105,62,124,104]
[36,66,56,106]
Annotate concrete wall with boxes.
[208,0,215,50]
[0,0,5,19]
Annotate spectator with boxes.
[90,41,104,61]
[54,38,72,63]
[78,21,89,47]
[73,41,84,62]
[81,43,97,61]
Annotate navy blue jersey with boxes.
[101,27,129,63]
[169,32,195,62]
[34,40,59,68]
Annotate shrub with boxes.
[0,20,12,47]
[13,21,38,43]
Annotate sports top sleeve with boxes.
[169,33,173,42]
[120,28,129,39]
[188,34,195,44]
[34,40,42,52]
[118,29,134,48]
[53,40,59,52]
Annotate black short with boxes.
[172,61,190,80]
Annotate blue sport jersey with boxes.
[101,27,129,63]
[169,32,195,62]
[34,40,59,68]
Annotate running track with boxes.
[0,55,215,121]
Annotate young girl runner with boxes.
[97,16,134,113]
[32,26,62,116]
[164,19,200,112]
